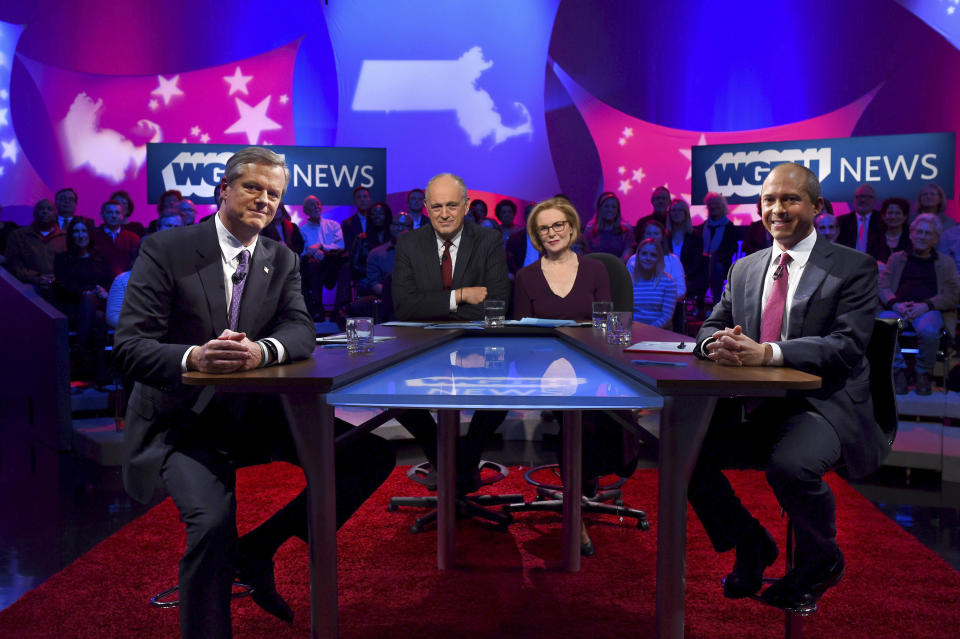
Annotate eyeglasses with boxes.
[536,220,568,236]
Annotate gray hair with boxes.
[425,172,468,203]
[223,147,290,196]
[911,213,943,237]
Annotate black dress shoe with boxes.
[235,553,294,624]
[761,552,844,610]
[723,526,779,599]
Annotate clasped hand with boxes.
[893,301,929,320]
[704,325,770,367]
[188,329,262,373]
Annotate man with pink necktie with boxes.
[690,163,887,610]
[837,183,886,259]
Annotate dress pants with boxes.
[160,395,395,639]
[879,309,943,375]
[687,398,843,567]
[396,409,506,493]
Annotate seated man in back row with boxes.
[391,172,510,493]
[691,162,889,610]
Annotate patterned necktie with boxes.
[760,252,792,343]
[229,249,250,331]
[441,240,453,290]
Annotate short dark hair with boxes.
[158,189,183,213]
[100,199,123,215]
[880,197,910,218]
[223,147,289,197]
[495,199,517,214]
[109,190,134,215]
[55,187,78,202]
[353,185,372,198]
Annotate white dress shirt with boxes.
[436,228,464,311]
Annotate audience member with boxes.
[583,192,634,261]
[837,184,885,258]
[55,187,81,231]
[404,188,430,229]
[879,213,960,395]
[690,162,883,610]
[261,203,305,254]
[350,202,391,282]
[360,212,413,303]
[173,199,198,226]
[114,146,394,637]
[392,172,509,495]
[665,198,707,299]
[54,217,112,384]
[94,199,141,278]
[494,198,518,242]
[342,186,373,252]
[877,197,911,263]
[146,189,183,234]
[505,202,539,276]
[628,219,686,300]
[4,199,66,296]
[697,192,741,304]
[298,195,346,320]
[468,198,488,224]
[110,190,144,237]
[514,196,641,555]
[633,185,671,241]
[814,212,839,243]
[915,182,955,231]
[630,237,677,328]
[742,216,773,254]
[0,207,16,266]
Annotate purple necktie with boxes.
[228,249,250,331]
[441,240,453,290]
[760,252,792,344]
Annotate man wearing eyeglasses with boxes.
[392,172,509,495]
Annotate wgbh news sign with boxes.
[146,143,387,205]
[691,133,954,204]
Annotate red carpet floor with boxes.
[2,463,959,638]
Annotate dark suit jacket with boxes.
[741,220,772,255]
[672,232,707,297]
[505,228,532,275]
[695,235,888,478]
[392,222,509,321]
[341,213,365,259]
[114,218,315,503]
[837,211,886,259]
[695,218,743,267]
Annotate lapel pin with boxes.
[264,266,270,273]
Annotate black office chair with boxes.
[503,253,651,552]
[751,317,901,638]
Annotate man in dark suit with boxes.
[341,185,372,254]
[115,147,394,638]
[392,172,509,492]
[836,183,886,258]
[690,163,887,610]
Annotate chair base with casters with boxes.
[149,581,254,608]
[502,464,651,532]
[388,461,524,534]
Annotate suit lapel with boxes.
[195,222,228,335]
[453,224,475,287]
[238,239,277,333]
[419,226,444,290]
[744,248,771,339]
[787,236,831,338]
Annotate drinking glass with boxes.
[345,316,374,353]
[605,311,633,346]
[592,301,613,329]
[483,299,506,328]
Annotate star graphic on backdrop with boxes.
[622,127,634,139]
[223,66,253,96]
[148,99,159,111]
[224,96,281,144]
[618,166,626,175]
[0,108,7,127]
[151,74,184,106]
[200,133,210,143]
[0,89,7,99]
[190,125,201,137]
[180,137,188,143]
[618,137,627,146]
[618,179,633,195]
[678,133,707,180]
[279,94,289,105]
[632,168,646,184]
[949,6,956,14]
[2,139,18,163]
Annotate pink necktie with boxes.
[856,216,867,252]
[760,253,792,343]
[441,240,453,290]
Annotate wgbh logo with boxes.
[704,148,832,198]
[160,151,236,199]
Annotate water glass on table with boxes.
[592,301,613,329]
[345,316,374,353]
[483,299,506,328]
[605,311,633,346]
